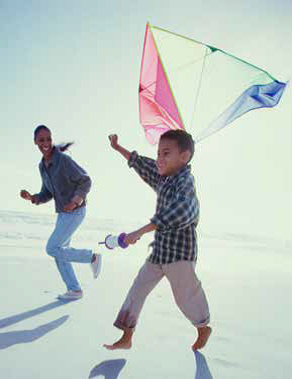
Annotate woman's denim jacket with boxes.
[36,147,91,213]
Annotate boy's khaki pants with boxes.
[114,260,210,331]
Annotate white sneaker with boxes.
[57,290,83,300]
[91,254,102,279]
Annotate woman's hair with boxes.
[160,129,195,160]
[34,124,74,152]
[57,142,74,152]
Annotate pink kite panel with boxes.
[139,24,184,144]
[155,52,183,128]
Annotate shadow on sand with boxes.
[0,315,69,349]
[194,351,214,379]
[89,359,126,379]
[0,300,69,329]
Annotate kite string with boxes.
[191,45,208,142]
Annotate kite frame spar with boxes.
[139,23,286,144]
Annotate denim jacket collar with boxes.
[40,146,61,169]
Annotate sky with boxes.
[1,0,291,241]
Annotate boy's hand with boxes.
[124,223,157,246]
[108,134,131,160]
[124,231,142,245]
[109,134,119,150]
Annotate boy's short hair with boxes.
[160,129,195,161]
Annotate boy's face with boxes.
[156,138,190,176]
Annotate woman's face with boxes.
[34,129,53,159]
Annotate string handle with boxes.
[99,233,128,250]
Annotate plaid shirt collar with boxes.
[162,164,191,183]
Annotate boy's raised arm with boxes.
[109,134,131,161]
[109,134,160,192]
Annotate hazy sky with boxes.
[1,0,291,241]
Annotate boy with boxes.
[104,130,211,351]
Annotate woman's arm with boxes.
[20,186,52,205]
[62,155,91,199]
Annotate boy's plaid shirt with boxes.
[128,151,199,264]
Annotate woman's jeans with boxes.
[46,207,92,291]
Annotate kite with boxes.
[139,23,287,144]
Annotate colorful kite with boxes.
[139,23,286,144]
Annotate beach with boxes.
[0,210,291,379]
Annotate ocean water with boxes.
[0,209,290,256]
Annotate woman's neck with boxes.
[43,147,54,165]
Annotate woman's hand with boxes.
[108,134,119,150]
[20,190,32,201]
[20,189,32,201]
[63,201,77,212]
[64,195,83,212]
[20,190,39,205]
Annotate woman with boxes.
[20,125,101,300]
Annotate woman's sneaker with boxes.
[91,254,102,279]
[57,290,83,300]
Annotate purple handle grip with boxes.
[118,233,128,249]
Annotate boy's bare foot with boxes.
[192,326,212,350]
[103,329,133,350]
